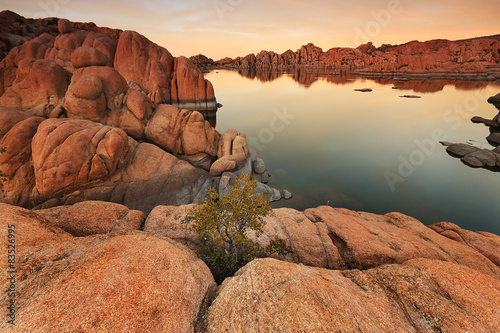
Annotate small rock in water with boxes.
[354,88,373,92]
[392,86,400,89]
[282,189,293,200]
[399,95,421,98]
[253,158,266,174]
[445,143,480,157]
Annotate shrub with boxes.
[181,173,292,283]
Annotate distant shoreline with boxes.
[204,65,500,82]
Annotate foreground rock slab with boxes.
[149,205,500,277]
[35,200,145,236]
[202,258,500,332]
[0,203,216,332]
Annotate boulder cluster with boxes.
[0,14,291,212]
[442,93,500,170]
[1,201,500,332]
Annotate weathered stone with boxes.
[35,201,145,236]
[209,156,237,176]
[461,149,499,167]
[445,143,480,157]
[31,118,130,199]
[429,221,500,266]
[0,59,70,116]
[155,205,500,276]
[252,158,266,174]
[0,116,44,207]
[218,171,237,196]
[0,203,216,332]
[144,204,202,250]
[71,46,109,68]
[202,258,500,332]
[58,18,72,34]
[487,132,500,146]
[64,66,128,122]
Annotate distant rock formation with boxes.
[0,13,290,212]
[2,201,499,331]
[442,93,500,170]
[191,37,500,80]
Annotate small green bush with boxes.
[181,173,292,283]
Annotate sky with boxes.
[3,0,500,59]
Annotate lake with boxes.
[205,68,500,235]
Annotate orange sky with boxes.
[3,0,500,59]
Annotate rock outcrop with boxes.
[2,201,500,332]
[0,12,216,112]
[191,36,500,80]
[0,107,217,212]
[0,13,291,211]
[442,93,500,170]
[145,204,500,276]
[0,203,216,332]
[36,200,145,236]
[202,257,500,332]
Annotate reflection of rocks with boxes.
[441,93,500,170]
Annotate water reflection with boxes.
[206,69,500,234]
[235,67,353,88]
[229,67,500,93]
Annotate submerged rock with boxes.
[399,94,421,98]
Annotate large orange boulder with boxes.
[0,203,216,332]
[171,56,216,110]
[429,221,500,266]
[145,104,220,169]
[114,30,174,104]
[0,116,44,207]
[70,45,109,68]
[0,113,215,213]
[202,258,500,332]
[0,59,70,116]
[31,118,130,199]
[35,200,145,236]
[115,31,217,110]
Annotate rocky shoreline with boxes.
[0,12,290,213]
[441,93,500,170]
[191,36,500,82]
[1,11,500,332]
[1,201,500,331]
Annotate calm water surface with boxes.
[206,69,500,234]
